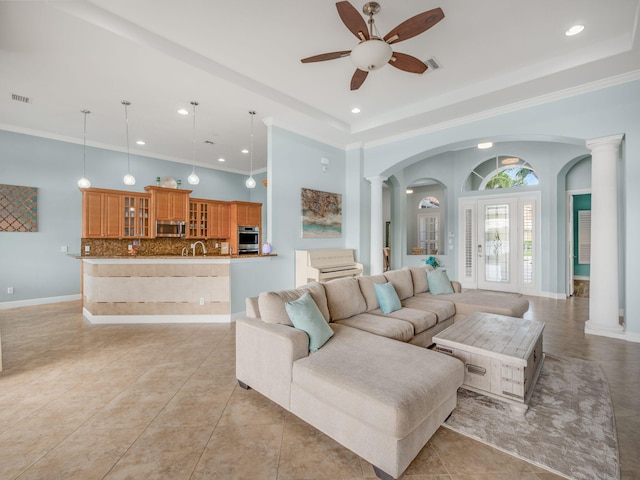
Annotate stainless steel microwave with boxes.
[156,220,186,237]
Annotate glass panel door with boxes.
[477,198,519,292]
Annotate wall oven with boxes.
[238,226,259,254]
[156,220,186,238]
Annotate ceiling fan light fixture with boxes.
[350,39,392,71]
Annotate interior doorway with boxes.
[567,191,591,297]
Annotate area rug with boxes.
[443,354,619,480]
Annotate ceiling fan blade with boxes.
[350,69,369,90]
[383,7,444,45]
[301,51,351,63]
[389,52,428,74]
[336,1,370,41]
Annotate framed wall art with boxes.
[0,184,38,232]
[301,188,342,238]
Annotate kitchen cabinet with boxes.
[232,201,262,227]
[82,189,151,238]
[145,186,191,222]
[122,194,151,238]
[189,199,231,239]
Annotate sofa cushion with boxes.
[259,282,330,326]
[370,307,437,335]
[383,269,414,300]
[405,265,434,294]
[335,313,414,342]
[324,277,367,321]
[435,290,529,318]
[357,274,388,311]
[401,295,456,323]
[292,324,464,438]
[374,282,402,314]
[427,270,454,295]
[285,292,334,352]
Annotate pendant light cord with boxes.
[82,109,90,177]
[123,100,131,174]
[192,101,198,173]
[249,110,255,176]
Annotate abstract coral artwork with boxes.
[301,188,342,238]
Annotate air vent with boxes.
[11,93,32,104]
[203,140,215,145]
[425,57,442,71]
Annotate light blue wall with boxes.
[0,130,251,304]
[357,80,639,335]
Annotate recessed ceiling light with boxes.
[351,107,361,114]
[218,157,225,162]
[565,25,584,36]
[135,140,145,145]
[478,141,493,149]
[177,108,189,115]
[406,188,414,194]
[241,149,249,154]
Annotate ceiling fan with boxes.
[301,1,444,90]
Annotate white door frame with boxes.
[458,192,541,295]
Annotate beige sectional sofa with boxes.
[236,265,529,480]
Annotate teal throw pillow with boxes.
[373,282,402,314]
[285,292,334,352]
[427,269,454,295]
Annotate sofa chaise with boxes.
[236,265,529,479]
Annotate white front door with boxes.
[459,192,540,294]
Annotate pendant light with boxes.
[245,110,256,189]
[187,100,200,185]
[122,100,136,186]
[77,109,91,188]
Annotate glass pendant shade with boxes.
[77,177,91,188]
[188,170,200,185]
[245,175,256,189]
[350,39,392,71]
[123,173,136,185]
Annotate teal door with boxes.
[573,194,591,277]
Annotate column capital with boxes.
[366,175,387,185]
[586,134,624,152]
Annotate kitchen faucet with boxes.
[191,241,207,256]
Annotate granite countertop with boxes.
[76,254,276,259]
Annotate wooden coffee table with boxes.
[433,311,545,413]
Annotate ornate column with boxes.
[367,175,387,275]
[585,134,625,339]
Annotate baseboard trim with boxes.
[83,308,232,324]
[0,294,81,309]
[539,291,567,300]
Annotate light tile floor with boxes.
[0,297,638,479]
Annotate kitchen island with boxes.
[81,255,275,324]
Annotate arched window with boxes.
[418,196,440,208]
[464,156,539,191]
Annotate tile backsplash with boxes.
[80,237,226,257]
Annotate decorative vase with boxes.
[262,243,272,254]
